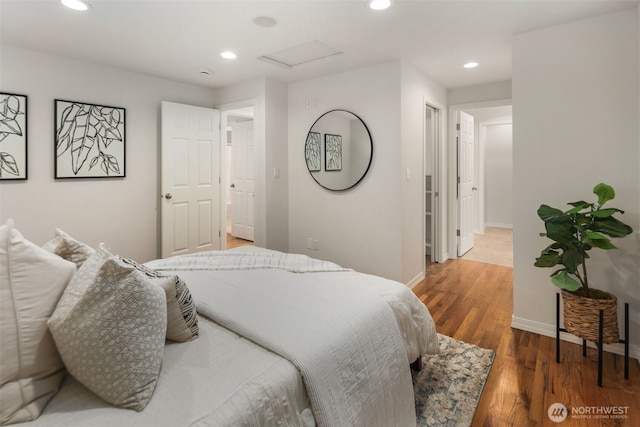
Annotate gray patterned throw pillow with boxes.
[119,257,199,342]
[48,244,167,412]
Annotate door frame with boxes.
[423,103,442,265]
[218,99,257,249]
[447,99,511,260]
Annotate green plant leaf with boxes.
[591,208,624,218]
[584,230,606,240]
[590,217,633,238]
[589,238,616,250]
[593,183,615,206]
[566,202,590,214]
[561,248,583,273]
[545,222,576,245]
[551,271,582,292]
[534,252,561,268]
[537,205,566,222]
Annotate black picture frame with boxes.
[325,133,342,171]
[54,99,126,179]
[0,92,28,180]
[305,131,321,172]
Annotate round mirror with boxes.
[304,109,373,191]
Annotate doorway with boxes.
[424,104,441,265]
[448,100,513,266]
[221,105,255,249]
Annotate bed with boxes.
[1,222,439,427]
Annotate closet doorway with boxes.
[424,104,441,264]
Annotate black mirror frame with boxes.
[305,109,373,192]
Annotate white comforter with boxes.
[146,248,438,427]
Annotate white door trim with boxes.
[447,99,512,261]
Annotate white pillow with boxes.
[48,244,167,412]
[42,228,95,269]
[119,257,199,342]
[0,219,76,425]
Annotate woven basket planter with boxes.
[561,289,619,344]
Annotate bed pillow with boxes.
[0,219,76,425]
[120,257,199,342]
[47,244,167,412]
[42,228,95,269]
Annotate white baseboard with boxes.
[485,222,513,229]
[511,316,639,362]
[407,271,425,289]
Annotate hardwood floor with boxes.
[412,258,640,426]
[226,233,253,249]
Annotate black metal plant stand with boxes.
[556,293,629,387]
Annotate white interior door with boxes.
[457,111,475,256]
[230,120,254,241]
[161,101,221,258]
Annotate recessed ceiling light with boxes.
[221,51,237,60]
[253,16,278,28]
[369,0,392,11]
[464,62,479,69]
[61,0,91,11]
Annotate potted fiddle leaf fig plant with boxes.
[534,183,633,343]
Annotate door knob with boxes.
[163,193,173,199]
[230,184,235,188]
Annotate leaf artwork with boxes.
[55,100,125,178]
[0,94,25,178]
[305,132,321,172]
[325,134,342,171]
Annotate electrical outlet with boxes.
[306,237,314,250]
[312,239,319,250]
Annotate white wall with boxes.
[484,124,513,228]
[289,62,406,280]
[512,9,639,354]
[448,80,512,106]
[288,61,446,283]
[0,45,215,262]
[264,78,289,252]
[400,63,447,283]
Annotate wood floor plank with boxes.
[413,258,640,426]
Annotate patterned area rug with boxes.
[414,334,495,427]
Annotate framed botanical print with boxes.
[54,99,126,178]
[305,131,321,172]
[0,92,28,180]
[325,133,342,171]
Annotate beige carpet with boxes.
[460,227,513,267]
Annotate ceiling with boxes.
[1,0,638,90]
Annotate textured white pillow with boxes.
[48,245,167,412]
[119,257,199,342]
[42,228,95,269]
[0,219,76,425]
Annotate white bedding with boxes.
[26,316,314,426]
[147,247,440,362]
[29,247,438,427]
[146,247,439,427]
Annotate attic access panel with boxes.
[258,40,343,69]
